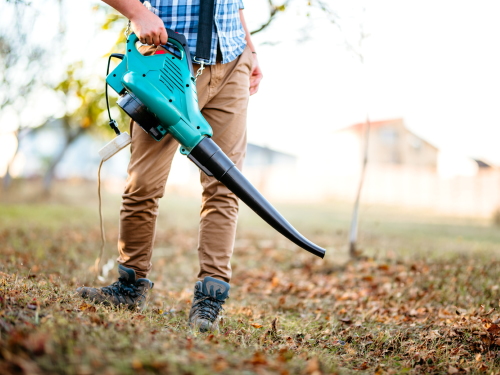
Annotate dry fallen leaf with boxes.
[487,323,500,335]
[355,362,369,370]
[131,359,142,370]
[213,359,229,372]
[305,357,320,374]
[248,351,267,365]
[79,303,96,313]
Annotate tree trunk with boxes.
[2,130,21,191]
[3,156,15,191]
[42,127,84,194]
[2,170,13,191]
[348,116,370,258]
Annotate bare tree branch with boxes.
[311,0,340,25]
[251,0,292,35]
[5,0,31,4]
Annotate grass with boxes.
[1,180,500,374]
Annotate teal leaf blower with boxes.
[106,31,326,259]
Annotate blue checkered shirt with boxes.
[140,0,246,64]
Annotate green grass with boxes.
[1,180,500,374]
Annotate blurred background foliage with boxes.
[1,0,130,190]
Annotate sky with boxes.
[1,0,500,175]
[244,0,500,165]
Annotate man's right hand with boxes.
[101,0,168,46]
[130,10,168,46]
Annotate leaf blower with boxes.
[103,30,326,259]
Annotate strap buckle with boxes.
[193,57,208,81]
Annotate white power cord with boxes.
[94,132,132,280]
[94,159,105,278]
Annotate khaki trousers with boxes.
[117,45,252,282]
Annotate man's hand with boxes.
[130,11,168,46]
[238,9,262,95]
[101,0,168,46]
[250,55,263,96]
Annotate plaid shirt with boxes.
[140,0,246,64]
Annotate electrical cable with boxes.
[106,56,113,122]
[106,54,124,136]
[94,159,105,281]
[93,54,124,281]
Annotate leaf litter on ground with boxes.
[2,188,500,374]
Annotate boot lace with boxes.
[193,290,225,322]
[101,278,140,298]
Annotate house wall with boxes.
[245,144,296,168]
[368,120,405,165]
[401,132,438,168]
[366,119,438,169]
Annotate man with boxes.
[77,0,262,332]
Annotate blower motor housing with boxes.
[117,92,167,141]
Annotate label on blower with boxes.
[98,132,131,161]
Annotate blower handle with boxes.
[127,31,194,77]
[164,28,194,77]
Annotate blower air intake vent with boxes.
[160,69,184,93]
[159,76,174,93]
[161,58,184,93]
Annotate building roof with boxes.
[473,159,493,168]
[340,118,405,134]
[338,118,439,151]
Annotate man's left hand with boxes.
[250,55,263,96]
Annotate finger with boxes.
[152,34,160,46]
[250,83,259,96]
[252,75,263,88]
[253,68,263,79]
[160,29,168,45]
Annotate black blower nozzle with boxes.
[189,137,326,258]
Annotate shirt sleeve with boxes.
[238,0,244,9]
